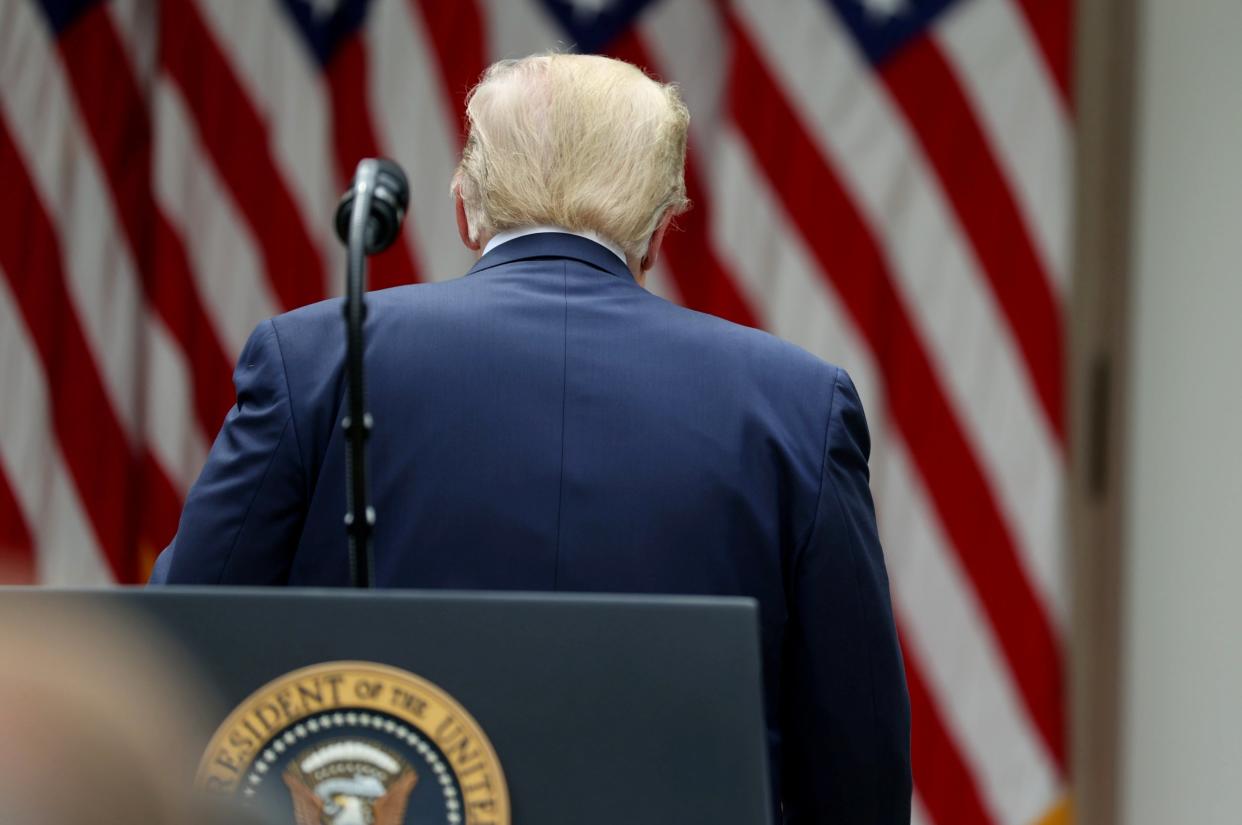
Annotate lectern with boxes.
[3,588,773,825]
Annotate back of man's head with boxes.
[453,53,690,260]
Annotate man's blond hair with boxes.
[453,53,690,260]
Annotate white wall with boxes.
[1120,2,1242,823]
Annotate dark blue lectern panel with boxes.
[2,588,771,825]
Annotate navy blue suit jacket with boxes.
[152,232,911,823]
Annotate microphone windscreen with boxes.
[334,158,410,254]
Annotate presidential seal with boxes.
[198,661,509,825]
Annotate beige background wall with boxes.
[1118,1,1242,823]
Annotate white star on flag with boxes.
[858,0,909,21]
[566,0,614,21]
[303,0,343,22]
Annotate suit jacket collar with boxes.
[466,232,636,283]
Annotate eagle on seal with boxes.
[283,757,418,825]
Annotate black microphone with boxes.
[334,158,410,254]
[334,157,410,588]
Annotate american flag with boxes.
[0,0,1070,822]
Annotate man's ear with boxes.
[455,189,480,251]
[640,209,674,273]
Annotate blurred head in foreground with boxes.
[452,53,690,281]
[0,603,267,825]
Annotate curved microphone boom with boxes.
[335,158,410,588]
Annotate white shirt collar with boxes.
[482,225,629,265]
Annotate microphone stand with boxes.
[342,160,380,588]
